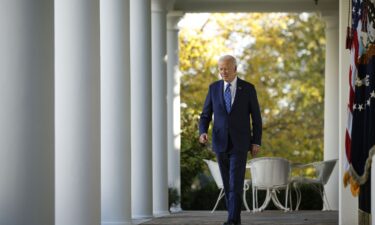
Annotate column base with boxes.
[169,203,182,213]
[102,221,134,225]
[153,210,170,217]
[132,214,153,224]
[131,217,152,225]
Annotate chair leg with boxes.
[258,189,272,211]
[294,183,301,211]
[253,186,262,212]
[322,186,331,211]
[252,186,256,212]
[256,187,259,210]
[243,191,251,212]
[243,183,251,212]
[289,184,293,211]
[270,188,289,212]
[285,185,289,212]
[270,189,283,209]
[211,188,225,213]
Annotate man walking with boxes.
[199,55,262,225]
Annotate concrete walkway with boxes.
[141,210,338,225]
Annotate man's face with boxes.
[218,60,236,82]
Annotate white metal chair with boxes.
[203,159,251,213]
[291,159,337,211]
[249,157,291,212]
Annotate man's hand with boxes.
[250,144,260,157]
[199,133,209,144]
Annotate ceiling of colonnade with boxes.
[169,0,338,14]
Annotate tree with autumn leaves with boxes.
[179,13,326,209]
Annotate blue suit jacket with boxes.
[199,78,262,153]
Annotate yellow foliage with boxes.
[180,12,326,164]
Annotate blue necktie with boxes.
[224,83,231,113]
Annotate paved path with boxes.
[141,210,338,225]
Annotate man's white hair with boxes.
[218,55,237,66]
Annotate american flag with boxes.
[345,0,362,174]
[345,0,374,221]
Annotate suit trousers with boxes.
[216,136,248,224]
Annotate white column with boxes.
[339,0,358,224]
[55,1,101,225]
[130,0,153,219]
[167,11,183,211]
[152,0,169,217]
[323,14,339,211]
[0,1,54,224]
[101,0,132,225]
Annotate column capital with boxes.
[167,11,184,30]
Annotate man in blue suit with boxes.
[199,55,262,225]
